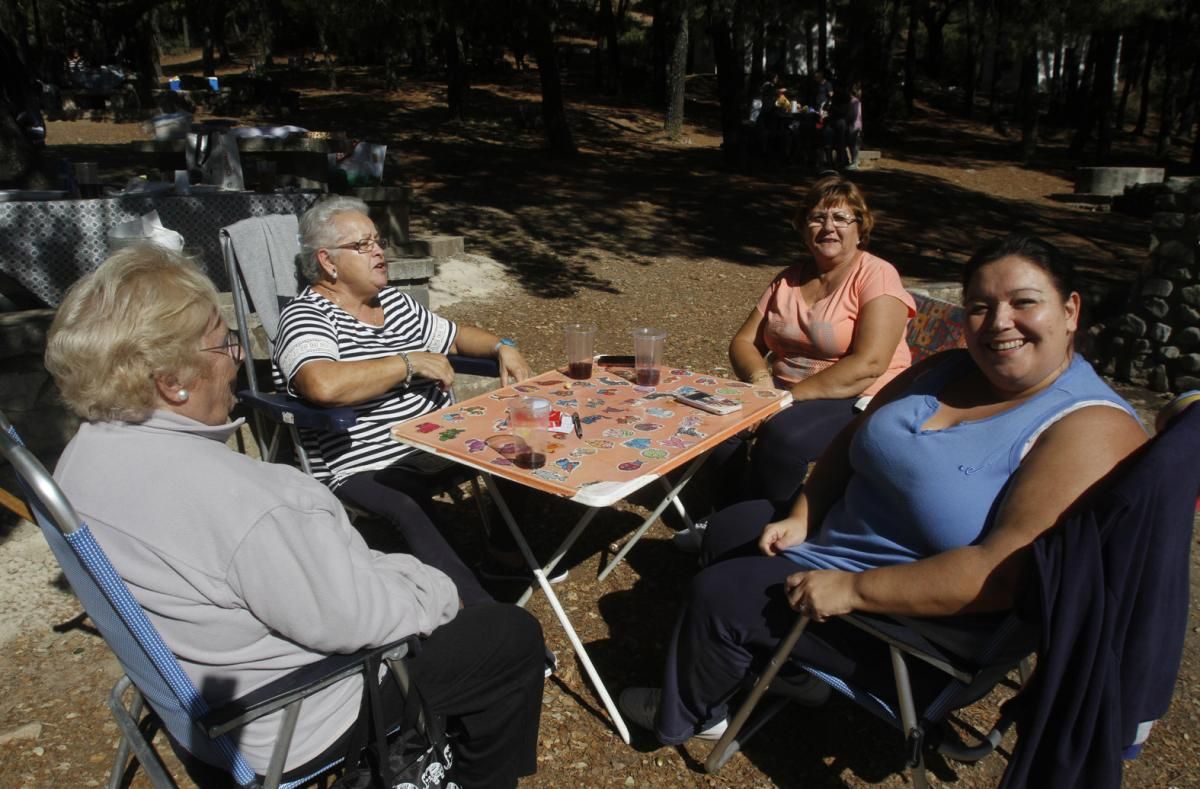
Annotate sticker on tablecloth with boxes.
[533,468,567,482]
[659,434,695,450]
[755,389,779,398]
[466,438,487,453]
[570,446,597,457]
[554,458,580,474]
[715,387,743,396]
[603,428,635,438]
[634,423,663,432]
[442,412,465,422]
[618,459,645,472]
[490,392,520,400]
[587,439,615,449]
[646,407,675,418]
[598,377,630,387]
[670,369,692,376]
[416,422,439,433]
[461,405,486,416]
[696,377,718,386]
[641,448,669,459]
[439,428,464,441]
[622,438,651,450]
[580,414,608,425]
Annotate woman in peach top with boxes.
[726,176,914,505]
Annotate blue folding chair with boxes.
[0,410,416,789]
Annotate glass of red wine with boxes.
[564,322,596,380]
[632,327,666,387]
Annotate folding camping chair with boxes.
[0,410,418,789]
[219,214,497,508]
[707,393,1200,785]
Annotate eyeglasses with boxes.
[332,236,390,254]
[803,211,860,229]
[201,328,244,363]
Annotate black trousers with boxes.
[285,603,545,787]
[655,500,926,744]
[338,465,500,606]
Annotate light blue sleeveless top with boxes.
[784,351,1137,572]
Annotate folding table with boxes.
[391,363,792,742]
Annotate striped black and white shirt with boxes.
[272,287,457,489]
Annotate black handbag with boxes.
[331,651,457,789]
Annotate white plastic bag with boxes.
[107,210,185,252]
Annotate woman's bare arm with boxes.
[786,295,910,401]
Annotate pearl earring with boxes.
[178,389,189,401]
[330,267,337,281]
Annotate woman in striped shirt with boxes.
[273,196,545,604]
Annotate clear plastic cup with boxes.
[564,323,597,380]
[509,397,550,469]
[631,327,667,386]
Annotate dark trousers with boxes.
[338,467,494,606]
[700,397,858,510]
[288,604,545,787]
[655,500,901,744]
[182,605,544,788]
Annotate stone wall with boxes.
[1090,177,1200,393]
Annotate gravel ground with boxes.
[1,54,1197,787]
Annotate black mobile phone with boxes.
[595,354,635,367]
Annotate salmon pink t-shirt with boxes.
[755,251,915,395]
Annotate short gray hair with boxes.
[46,243,220,423]
[297,195,371,283]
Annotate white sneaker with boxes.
[670,521,708,554]
[618,687,728,741]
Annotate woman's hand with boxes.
[759,516,809,556]
[407,352,456,389]
[785,569,859,622]
[497,345,532,386]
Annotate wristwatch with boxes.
[493,338,517,355]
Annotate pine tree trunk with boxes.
[1134,24,1160,136]
[665,0,689,139]
[904,0,919,111]
[530,0,576,156]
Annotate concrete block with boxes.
[1075,166,1165,196]
[399,236,465,260]
[387,256,436,281]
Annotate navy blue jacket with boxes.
[1000,403,1199,788]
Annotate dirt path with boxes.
[1,58,1197,787]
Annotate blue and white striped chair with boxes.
[0,411,414,789]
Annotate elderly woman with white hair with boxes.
[46,245,545,786]
[273,196,547,602]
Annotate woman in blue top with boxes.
[620,234,1148,744]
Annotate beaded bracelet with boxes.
[398,350,413,387]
